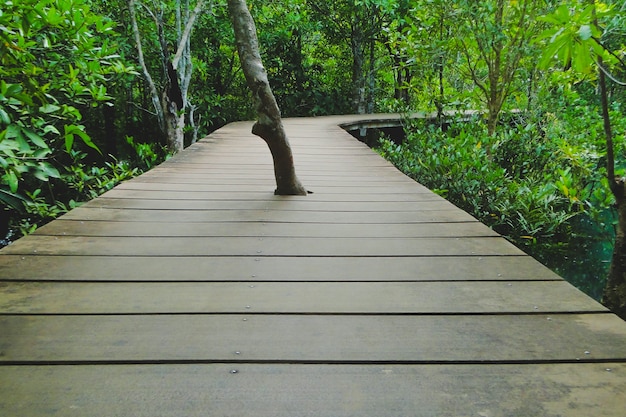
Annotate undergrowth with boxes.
[378,109,623,300]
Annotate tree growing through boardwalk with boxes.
[227,0,308,195]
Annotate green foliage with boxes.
[0,0,142,243]
[378,101,625,299]
[0,0,134,202]
[537,2,617,75]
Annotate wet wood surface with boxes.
[1,115,626,416]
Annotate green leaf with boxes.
[6,125,31,152]
[6,169,18,193]
[0,108,10,125]
[573,42,593,74]
[64,126,75,153]
[22,128,48,149]
[578,25,592,41]
[64,124,101,154]
[38,162,60,179]
[538,35,569,69]
[43,124,60,135]
[0,186,27,212]
[39,104,61,114]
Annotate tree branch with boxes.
[172,0,206,69]
[128,0,165,130]
[597,60,626,86]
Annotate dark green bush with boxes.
[378,109,621,300]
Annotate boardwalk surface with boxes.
[1,115,626,416]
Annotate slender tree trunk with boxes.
[227,0,307,196]
[128,0,204,154]
[350,10,369,116]
[604,182,626,319]
[103,103,117,159]
[599,54,626,319]
[367,38,376,114]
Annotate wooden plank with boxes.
[34,220,497,238]
[1,314,625,362]
[58,207,478,223]
[0,281,605,314]
[130,177,419,187]
[1,363,625,417]
[0,236,525,256]
[83,197,457,212]
[99,189,443,202]
[0,255,559,281]
[139,168,404,178]
[137,171,409,181]
[167,155,389,165]
[114,181,435,194]
[157,161,402,173]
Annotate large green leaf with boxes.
[0,186,27,212]
[22,127,49,149]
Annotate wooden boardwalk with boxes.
[1,115,626,416]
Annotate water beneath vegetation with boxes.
[348,124,613,301]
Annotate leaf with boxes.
[578,25,592,41]
[538,35,569,69]
[573,42,594,74]
[64,127,75,153]
[43,124,60,135]
[0,186,27,212]
[6,169,19,193]
[22,128,49,149]
[6,125,31,152]
[0,108,10,125]
[38,162,60,179]
[39,104,61,114]
[4,83,23,98]
[64,124,101,154]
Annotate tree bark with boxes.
[604,181,626,320]
[227,0,308,196]
[598,54,626,319]
[128,0,204,154]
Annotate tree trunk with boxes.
[162,95,185,152]
[366,38,376,114]
[597,47,626,319]
[604,181,626,320]
[351,26,367,114]
[227,0,308,196]
[128,0,204,154]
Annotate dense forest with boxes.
[1,0,625,313]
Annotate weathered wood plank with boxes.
[99,189,440,202]
[114,181,435,194]
[0,236,524,256]
[0,281,604,314]
[58,207,477,223]
[136,171,410,181]
[0,255,558,281]
[1,363,624,417]
[1,363,623,417]
[83,197,457,212]
[1,314,625,362]
[34,220,497,238]
[129,177,420,187]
